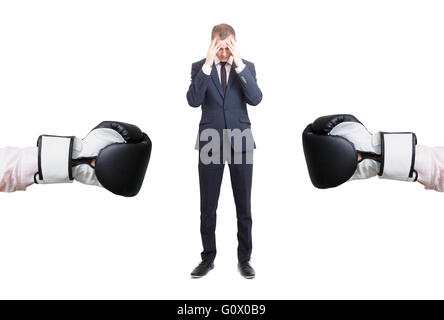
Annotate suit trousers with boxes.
[198,148,253,263]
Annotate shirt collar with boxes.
[215,56,233,66]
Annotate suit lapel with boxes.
[211,63,225,98]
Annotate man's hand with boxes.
[205,39,222,69]
[226,37,243,67]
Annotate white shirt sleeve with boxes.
[0,146,37,192]
[235,63,246,74]
[414,144,444,192]
[202,64,212,76]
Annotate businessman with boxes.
[186,24,263,279]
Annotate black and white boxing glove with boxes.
[34,121,152,197]
[302,114,417,189]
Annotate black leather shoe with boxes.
[191,261,214,278]
[238,261,255,279]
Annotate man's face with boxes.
[214,35,234,62]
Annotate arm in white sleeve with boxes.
[202,64,212,75]
[0,147,38,192]
[414,145,444,192]
[235,63,246,73]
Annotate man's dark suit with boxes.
[186,58,262,263]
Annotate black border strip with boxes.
[68,136,74,180]
[37,135,43,181]
[378,132,385,176]
[408,133,417,178]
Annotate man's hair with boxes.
[211,23,236,40]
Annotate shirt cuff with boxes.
[202,64,212,75]
[235,63,246,74]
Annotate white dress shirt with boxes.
[201,56,246,84]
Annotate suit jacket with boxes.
[186,58,262,152]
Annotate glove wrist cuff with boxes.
[378,132,417,181]
[34,135,75,184]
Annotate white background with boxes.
[0,0,444,299]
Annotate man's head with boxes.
[211,23,236,62]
